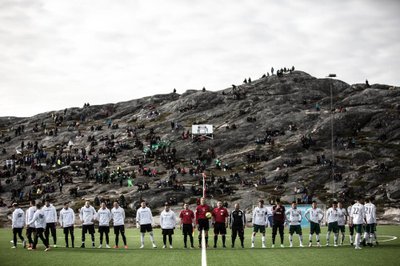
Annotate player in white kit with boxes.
[363,198,377,247]
[349,198,365,249]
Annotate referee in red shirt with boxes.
[212,201,229,248]
[179,203,195,248]
[195,198,211,248]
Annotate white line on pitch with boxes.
[201,229,207,266]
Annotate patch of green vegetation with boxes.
[256,185,275,192]
[187,197,198,205]
[155,112,172,122]
[72,199,86,212]
[350,179,368,187]
[229,196,242,201]
[357,165,369,173]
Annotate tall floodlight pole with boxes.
[202,172,206,198]
[327,74,337,200]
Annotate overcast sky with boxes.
[1,0,399,117]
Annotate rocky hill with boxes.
[1,70,399,226]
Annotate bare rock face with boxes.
[380,208,400,224]
[387,179,400,200]
[0,70,399,226]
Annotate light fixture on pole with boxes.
[326,74,336,200]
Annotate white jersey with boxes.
[350,202,365,225]
[43,204,57,223]
[285,208,302,226]
[364,203,376,224]
[136,207,153,225]
[79,205,96,225]
[252,206,269,226]
[326,207,339,223]
[97,208,111,226]
[28,209,46,229]
[12,208,25,228]
[111,207,125,226]
[305,207,324,223]
[26,206,37,228]
[160,210,176,229]
[59,208,75,227]
[337,208,347,226]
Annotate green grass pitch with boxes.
[0,226,399,266]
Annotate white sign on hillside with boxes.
[192,124,213,139]
[192,125,213,134]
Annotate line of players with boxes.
[257,197,377,250]
[10,196,376,251]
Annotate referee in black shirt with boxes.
[229,203,246,248]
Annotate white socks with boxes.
[363,232,369,244]
[150,232,155,243]
[370,233,376,244]
[355,233,361,247]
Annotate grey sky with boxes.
[1,0,399,117]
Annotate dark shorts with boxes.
[182,224,193,235]
[310,222,321,235]
[140,224,153,233]
[46,222,56,230]
[13,228,23,234]
[162,229,174,235]
[198,219,209,231]
[253,224,266,233]
[63,226,74,234]
[289,225,302,235]
[354,224,363,234]
[114,225,125,235]
[99,226,110,234]
[26,227,36,235]
[36,227,45,235]
[231,225,244,236]
[328,222,339,233]
[365,223,376,234]
[338,225,345,233]
[82,224,95,234]
[214,222,227,235]
[272,222,284,236]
